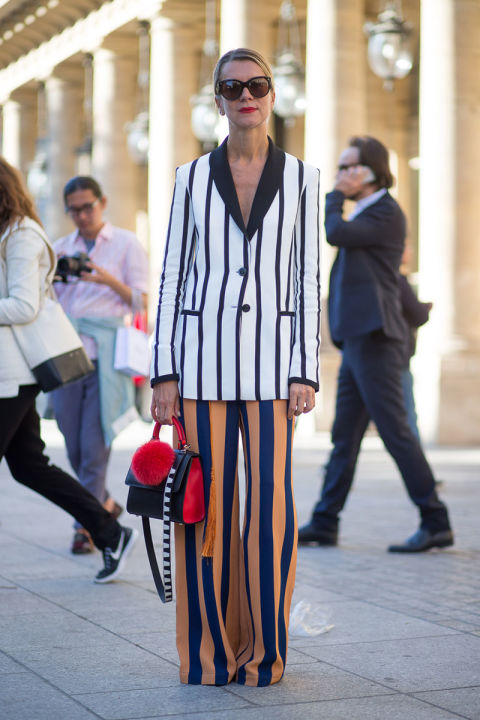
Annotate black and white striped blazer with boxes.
[151,137,321,401]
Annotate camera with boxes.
[55,252,92,283]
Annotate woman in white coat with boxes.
[0,156,136,583]
[150,48,321,686]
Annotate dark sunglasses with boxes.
[215,76,272,101]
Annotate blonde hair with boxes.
[213,48,274,96]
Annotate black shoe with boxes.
[95,526,138,583]
[388,528,454,553]
[298,521,338,546]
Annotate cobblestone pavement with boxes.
[1,418,479,720]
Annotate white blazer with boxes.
[151,138,321,401]
[0,218,51,397]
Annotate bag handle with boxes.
[142,516,167,602]
[152,417,187,449]
[141,452,179,603]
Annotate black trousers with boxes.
[313,332,450,533]
[0,385,121,550]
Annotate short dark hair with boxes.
[349,136,394,189]
[63,176,103,205]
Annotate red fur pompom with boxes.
[131,439,175,486]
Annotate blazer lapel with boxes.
[209,136,286,239]
[247,137,285,239]
[209,138,245,233]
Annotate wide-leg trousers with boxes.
[175,399,296,687]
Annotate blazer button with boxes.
[238,267,247,276]
[242,304,251,312]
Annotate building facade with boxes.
[1,0,479,444]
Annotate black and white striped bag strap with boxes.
[141,462,176,603]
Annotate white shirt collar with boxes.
[348,188,387,220]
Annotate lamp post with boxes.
[74,53,93,175]
[190,0,221,150]
[27,83,48,204]
[364,0,413,91]
[272,0,306,126]
[126,21,150,165]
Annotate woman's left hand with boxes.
[287,383,315,420]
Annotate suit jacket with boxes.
[151,137,321,401]
[326,190,406,348]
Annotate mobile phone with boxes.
[359,166,376,184]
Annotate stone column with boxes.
[91,33,138,231]
[304,0,367,430]
[220,0,274,55]
[147,14,199,322]
[43,64,84,240]
[415,0,456,442]
[1,87,37,178]
[435,0,480,443]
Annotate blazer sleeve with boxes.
[325,190,398,248]
[0,227,45,325]
[150,166,196,386]
[288,165,321,391]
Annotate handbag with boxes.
[114,325,150,377]
[11,294,94,392]
[1,220,94,392]
[125,417,204,602]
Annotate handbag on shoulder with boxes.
[11,293,94,392]
[1,220,94,392]
[125,417,204,602]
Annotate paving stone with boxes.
[305,634,480,693]
[0,653,27,675]
[72,684,250,719]
[0,673,98,719]
[155,693,468,720]
[7,636,180,694]
[413,687,480,720]
[288,600,458,648]
[226,663,393,705]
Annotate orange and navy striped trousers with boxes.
[175,398,297,686]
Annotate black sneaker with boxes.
[94,527,138,583]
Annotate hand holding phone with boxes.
[358,166,376,184]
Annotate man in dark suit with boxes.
[299,136,453,553]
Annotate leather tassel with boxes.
[202,402,216,558]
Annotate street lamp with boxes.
[272,0,306,125]
[364,1,413,91]
[190,0,221,150]
[27,83,48,200]
[126,21,150,165]
[75,53,93,175]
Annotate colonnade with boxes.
[1,0,479,443]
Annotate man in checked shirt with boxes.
[51,176,148,554]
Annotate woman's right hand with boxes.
[150,380,180,425]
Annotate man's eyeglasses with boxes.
[65,199,100,216]
[215,76,272,101]
[338,163,360,171]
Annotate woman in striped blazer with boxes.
[151,48,321,687]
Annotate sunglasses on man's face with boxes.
[215,76,272,101]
